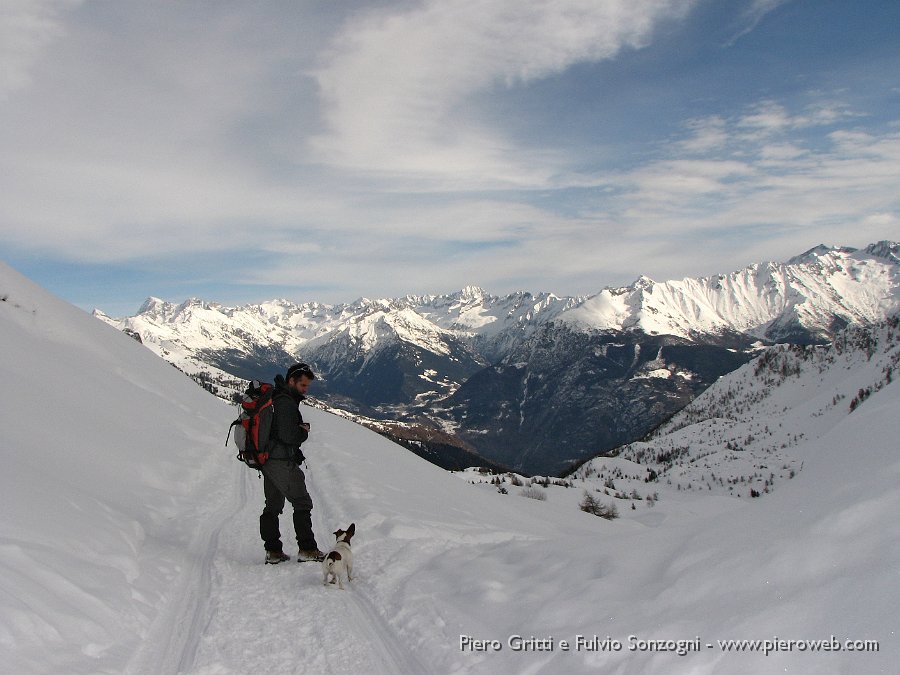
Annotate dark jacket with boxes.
[267,379,309,462]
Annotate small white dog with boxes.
[322,523,354,589]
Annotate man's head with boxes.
[286,363,316,395]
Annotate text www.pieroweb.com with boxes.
[459,634,880,657]
[717,636,879,655]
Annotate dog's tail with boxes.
[325,551,342,569]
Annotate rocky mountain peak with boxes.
[865,240,900,263]
[137,296,175,321]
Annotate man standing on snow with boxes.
[260,363,324,564]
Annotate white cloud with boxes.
[743,0,792,24]
[0,0,706,272]
[0,3,335,260]
[736,100,792,134]
[309,0,698,188]
[734,99,864,142]
[0,0,82,98]
[0,3,896,307]
[727,0,793,44]
[678,116,729,154]
[758,143,807,161]
[588,99,900,264]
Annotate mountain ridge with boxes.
[95,241,900,473]
[101,240,899,345]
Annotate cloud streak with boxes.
[727,0,793,45]
[310,0,698,188]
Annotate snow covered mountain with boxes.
[439,324,754,474]
[3,260,898,674]
[98,242,900,383]
[563,241,899,342]
[96,242,900,474]
[570,316,900,498]
[94,286,580,406]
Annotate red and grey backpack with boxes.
[226,380,277,469]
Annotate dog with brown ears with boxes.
[322,523,354,589]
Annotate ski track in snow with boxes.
[125,460,250,675]
[307,459,428,675]
[150,456,426,674]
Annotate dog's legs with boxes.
[323,563,335,587]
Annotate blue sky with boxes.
[1,0,898,316]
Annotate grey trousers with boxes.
[259,459,318,552]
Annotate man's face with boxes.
[291,374,312,395]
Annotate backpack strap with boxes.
[224,419,240,446]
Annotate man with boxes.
[260,363,324,564]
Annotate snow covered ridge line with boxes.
[572,316,900,499]
[100,240,899,346]
[92,241,899,476]
[562,241,900,341]
[91,239,900,411]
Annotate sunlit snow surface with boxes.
[2,261,897,674]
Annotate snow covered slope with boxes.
[3,261,898,673]
[0,262,235,673]
[576,317,900,500]
[187,386,900,675]
[562,241,900,340]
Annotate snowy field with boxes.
[1,260,897,674]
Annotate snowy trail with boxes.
[181,427,430,674]
[125,461,250,675]
[304,459,428,675]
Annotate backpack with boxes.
[226,380,277,469]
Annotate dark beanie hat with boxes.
[286,363,316,380]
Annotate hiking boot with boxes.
[298,548,325,562]
[265,550,290,564]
